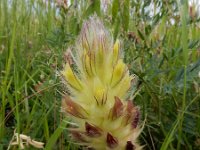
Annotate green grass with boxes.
[0,0,200,149]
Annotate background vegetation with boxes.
[0,0,199,149]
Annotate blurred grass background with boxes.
[0,0,199,149]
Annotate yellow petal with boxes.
[62,63,82,91]
[94,87,104,101]
[113,39,120,64]
[111,59,126,87]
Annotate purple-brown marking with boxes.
[110,96,123,120]
[131,108,140,129]
[85,122,102,137]
[62,96,88,119]
[106,133,118,148]
[126,141,135,150]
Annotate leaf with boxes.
[188,40,199,49]
[122,0,130,32]
[44,119,68,150]
[69,15,79,35]
[84,0,101,18]
[143,0,151,7]
[160,119,179,150]
[145,24,152,36]
[112,0,119,23]
[113,15,120,40]
[152,14,161,26]
[137,29,145,41]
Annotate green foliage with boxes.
[122,0,130,32]
[84,0,101,18]
[0,0,200,150]
[112,0,119,23]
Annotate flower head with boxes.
[61,16,143,150]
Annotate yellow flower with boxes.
[61,16,143,150]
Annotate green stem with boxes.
[0,23,16,139]
[177,0,188,149]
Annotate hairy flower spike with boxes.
[61,16,143,150]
